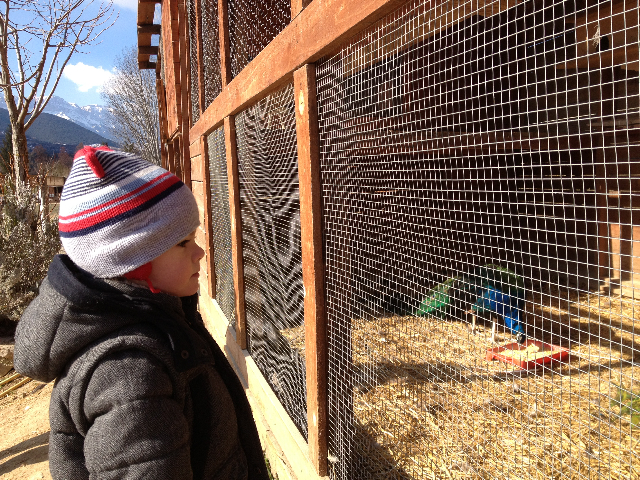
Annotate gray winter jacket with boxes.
[14,255,269,480]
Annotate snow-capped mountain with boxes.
[42,96,116,142]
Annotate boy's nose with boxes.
[194,244,205,261]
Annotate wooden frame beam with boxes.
[139,45,159,55]
[139,61,157,69]
[190,0,409,139]
[177,0,192,185]
[291,0,313,19]
[224,116,247,350]
[201,134,217,299]
[294,64,327,476]
[218,0,231,87]
[138,23,162,34]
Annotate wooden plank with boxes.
[178,0,192,185]
[138,1,156,24]
[218,0,231,87]
[191,0,411,139]
[294,64,327,477]
[173,137,182,179]
[225,116,247,350]
[156,78,170,168]
[167,139,175,174]
[162,2,179,136]
[189,138,201,157]
[291,0,313,19]
[191,153,203,181]
[201,134,217,299]
[139,61,157,69]
[191,180,205,223]
[198,295,329,480]
[138,24,162,34]
[597,68,614,281]
[138,30,152,63]
[139,46,159,55]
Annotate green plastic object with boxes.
[611,385,640,429]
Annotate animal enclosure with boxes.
[146,0,639,478]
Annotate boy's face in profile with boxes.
[148,230,205,297]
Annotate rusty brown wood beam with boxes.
[177,0,191,185]
[291,0,313,19]
[218,0,231,87]
[139,45,159,55]
[190,0,410,140]
[224,116,247,350]
[294,63,328,477]
[200,134,217,299]
[139,61,157,69]
[138,24,162,34]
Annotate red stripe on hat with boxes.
[59,174,181,232]
[59,172,173,221]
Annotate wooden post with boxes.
[294,64,328,476]
[596,68,614,284]
[201,134,217,299]
[225,116,247,349]
[291,0,313,19]
[178,0,192,186]
[218,0,232,87]
[156,79,169,169]
[167,140,175,174]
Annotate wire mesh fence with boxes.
[185,0,200,125]
[235,82,308,439]
[201,0,222,109]
[315,0,639,478]
[208,126,235,329]
[227,0,290,79]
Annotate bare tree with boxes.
[0,0,116,194]
[102,46,160,166]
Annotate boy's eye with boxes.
[177,239,190,247]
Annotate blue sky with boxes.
[54,0,142,107]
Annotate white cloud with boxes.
[63,62,114,93]
[112,0,138,11]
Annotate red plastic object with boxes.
[486,339,569,370]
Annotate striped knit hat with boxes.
[58,146,200,278]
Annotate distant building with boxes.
[45,175,65,202]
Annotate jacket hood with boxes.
[14,255,187,382]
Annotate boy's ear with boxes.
[123,263,161,293]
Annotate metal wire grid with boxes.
[316,0,639,478]
[235,82,308,439]
[227,0,290,79]
[186,0,200,125]
[201,0,222,108]
[208,126,236,329]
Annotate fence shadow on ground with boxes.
[0,431,49,475]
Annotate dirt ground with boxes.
[0,361,53,480]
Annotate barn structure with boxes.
[138,0,639,478]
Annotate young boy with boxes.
[14,146,269,479]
